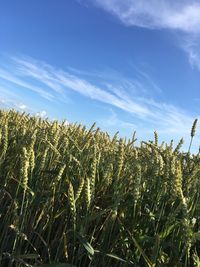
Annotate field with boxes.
[0,109,200,266]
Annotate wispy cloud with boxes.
[101,108,136,129]
[0,68,54,101]
[89,0,200,72]
[182,35,200,71]
[10,56,150,117]
[91,0,200,33]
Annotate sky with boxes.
[0,0,200,151]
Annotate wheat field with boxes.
[0,109,200,266]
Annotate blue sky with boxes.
[0,0,200,150]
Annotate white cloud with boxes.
[0,68,54,101]
[90,0,200,72]
[182,35,200,71]
[12,57,65,95]
[18,104,27,110]
[10,56,150,117]
[63,120,70,126]
[15,57,198,130]
[92,0,200,33]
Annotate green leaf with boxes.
[94,250,132,264]
[105,253,127,263]
[75,232,94,256]
[160,224,177,239]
